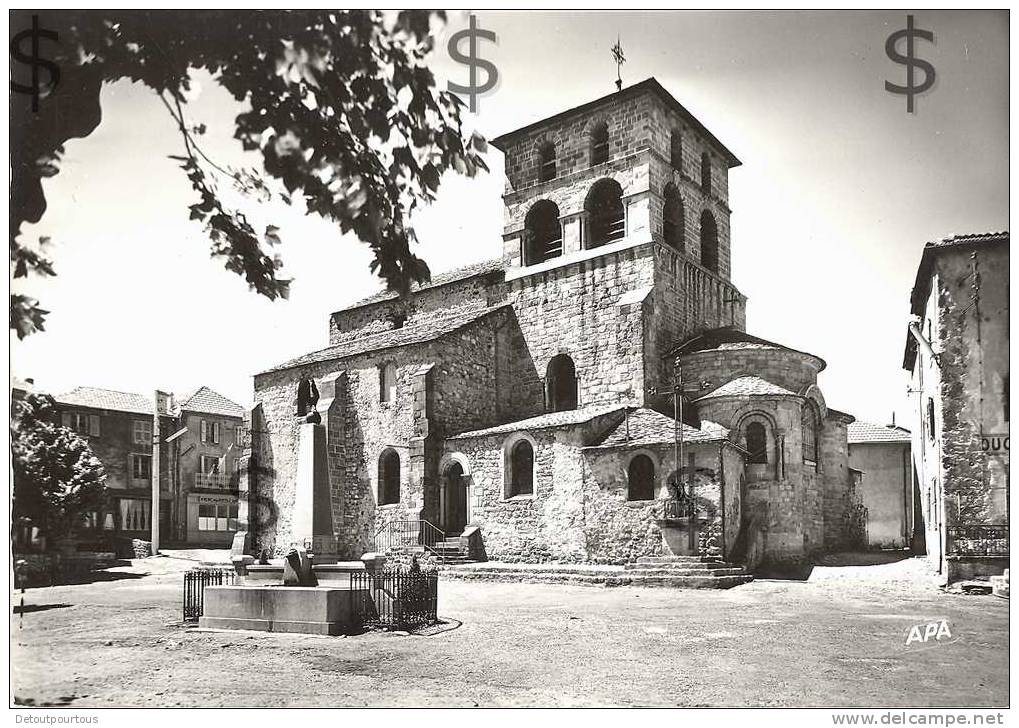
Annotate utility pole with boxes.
[152,390,170,555]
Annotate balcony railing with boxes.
[194,472,235,490]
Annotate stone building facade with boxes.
[246,78,860,570]
[903,231,1009,583]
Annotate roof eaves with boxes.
[491,77,741,167]
[260,304,511,376]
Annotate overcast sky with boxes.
[11,10,1008,427]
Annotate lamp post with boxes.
[649,356,711,550]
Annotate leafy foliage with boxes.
[10,9,488,336]
[11,393,108,539]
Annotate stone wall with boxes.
[250,310,524,556]
[694,390,854,567]
[506,245,655,409]
[680,347,824,397]
[500,91,658,197]
[916,242,1010,581]
[447,413,734,564]
[936,243,1010,535]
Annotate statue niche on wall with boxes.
[296,377,321,424]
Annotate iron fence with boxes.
[182,568,236,622]
[351,568,438,630]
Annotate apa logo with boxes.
[905,619,952,645]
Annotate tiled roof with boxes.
[668,327,826,370]
[847,421,912,444]
[923,231,1009,250]
[56,386,155,415]
[449,405,625,440]
[178,386,245,418]
[696,376,797,401]
[590,408,730,449]
[263,303,510,374]
[343,257,505,310]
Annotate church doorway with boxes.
[441,462,469,536]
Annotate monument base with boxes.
[199,585,364,636]
[657,519,700,556]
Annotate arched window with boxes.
[700,210,719,273]
[379,362,397,403]
[523,200,563,265]
[700,151,712,194]
[590,122,609,166]
[546,354,578,412]
[627,454,655,501]
[585,178,625,249]
[509,440,534,497]
[379,449,401,505]
[670,129,682,170]
[663,184,684,251]
[538,141,556,182]
[801,405,818,464]
[746,422,768,464]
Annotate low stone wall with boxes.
[13,551,119,586]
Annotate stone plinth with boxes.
[240,562,366,588]
[199,585,363,635]
[658,519,699,556]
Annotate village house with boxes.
[244,78,871,573]
[43,385,246,551]
[847,421,916,550]
[903,231,1009,583]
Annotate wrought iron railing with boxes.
[182,568,236,622]
[661,498,696,521]
[948,525,1010,556]
[372,519,446,561]
[195,472,235,489]
[352,568,438,629]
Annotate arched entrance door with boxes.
[442,462,469,536]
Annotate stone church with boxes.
[245,78,862,570]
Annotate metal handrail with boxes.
[373,519,448,563]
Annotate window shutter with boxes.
[61,413,71,428]
[89,415,100,436]
[200,420,207,443]
[213,422,221,444]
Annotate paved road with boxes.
[10,554,1008,707]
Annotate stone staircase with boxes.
[383,539,476,566]
[429,538,475,565]
[622,555,754,588]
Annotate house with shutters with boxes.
[52,384,245,550]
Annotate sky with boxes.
[10,10,1009,427]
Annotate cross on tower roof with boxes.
[611,36,626,92]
